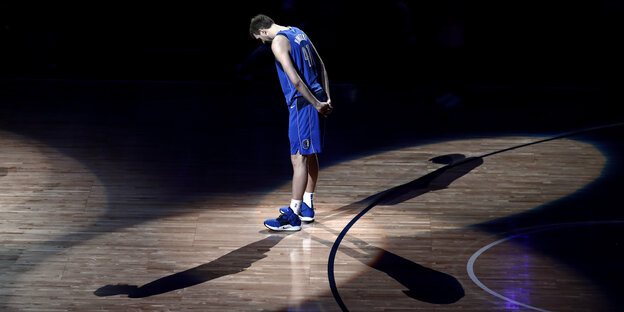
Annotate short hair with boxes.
[249,14,274,38]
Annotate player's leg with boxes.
[303,153,318,211]
[291,151,308,204]
[306,153,318,193]
[291,152,315,222]
[264,151,305,231]
[265,152,311,231]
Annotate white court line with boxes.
[467,221,624,312]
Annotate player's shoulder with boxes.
[271,34,291,51]
[274,33,289,42]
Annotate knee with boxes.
[291,153,309,170]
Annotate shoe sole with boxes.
[264,223,301,231]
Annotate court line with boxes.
[467,221,624,312]
[327,122,624,311]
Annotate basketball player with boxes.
[249,14,333,231]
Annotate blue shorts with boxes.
[288,91,327,155]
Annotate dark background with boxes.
[1,1,621,88]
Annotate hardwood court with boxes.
[1,81,623,311]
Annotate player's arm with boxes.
[309,40,331,104]
[272,36,332,116]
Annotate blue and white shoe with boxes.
[279,202,315,222]
[264,207,302,231]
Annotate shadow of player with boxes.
[376,153,483,205]
[314,224,464,304]
[94,235,284,298]
[326,154,483,218]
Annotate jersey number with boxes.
[301,45,315,68]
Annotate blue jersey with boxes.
[275,27,323,105]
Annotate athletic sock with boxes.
[290,199,302,215]
[303,192,314,208]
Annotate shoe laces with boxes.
[276,212,293,223]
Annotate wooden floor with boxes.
[1,80,623,311]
